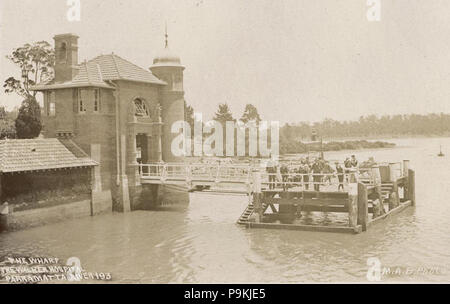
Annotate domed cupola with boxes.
[150,27,186,162]
[151,29,184,68]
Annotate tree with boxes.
[0,106,6,119]
[212,103,235,156]
[184,101,195,132]
[15,97,42,139]
[214,103,235,124]
[3,41,53,139]
[240,104,261,124]
[239,104,263,157]
[0,106,17,139]
[184,101,196,155]
[4,41,55,98]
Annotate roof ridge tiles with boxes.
[84,62,91,85]
[31,52,167,91]
[112,53,149,74]
[110,53,122,78]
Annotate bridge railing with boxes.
[138,161,406,189]
[261,171,357,189]
[138,163,252,183]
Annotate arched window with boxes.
[134,98,149,117]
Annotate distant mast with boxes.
[310,129,324,159]
[438,145,445,157]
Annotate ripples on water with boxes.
[1,137,450,283]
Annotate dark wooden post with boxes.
[403,160,410,178]
[357,182,368,231]
[390,181,400,210]
[408,169,415,206]
[348,183,358,227]
[0,173,8,232]
[89,167,95,216]
[252,169,262,223]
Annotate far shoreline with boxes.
[320,134,450,142]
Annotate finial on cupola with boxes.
[165,22,169,49]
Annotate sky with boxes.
[1,0,450,124]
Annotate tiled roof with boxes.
[0,138,97,173]
[58,138,90,158]
[90,54,166,84]
[31,53,166,91]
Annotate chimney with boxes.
[53,34,79,82]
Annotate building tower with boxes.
[150,29,186,162]
[54,34,79,82]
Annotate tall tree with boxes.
[0,106,16,139]
[214,103,234,123]
[15,97,42,139]
[213,103,235,156]
[184,101,196,155]
[240,104,261,124]
[184,101,195,132]
[4,41,53,139]
[0,106,6,119]
[4,41,55,98]
[239,104,263,157]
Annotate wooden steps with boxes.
[237,204,254,225]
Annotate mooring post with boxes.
[348,182,358,228]
[407,169,416,206]
[390,181,400,210]
[389,163,398,182]
[370,166,383,208]
[403,160,410,178]
[357,182,368,231]
[252,169,263,223]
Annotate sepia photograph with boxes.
[0,0,449,290]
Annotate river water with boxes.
[1,137,449,283]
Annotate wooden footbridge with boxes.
[139,163,254,189]
[138,160,415,234]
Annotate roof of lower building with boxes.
[0,138,97,173]
[31,53,166,91]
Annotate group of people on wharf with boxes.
[265,155,361,191]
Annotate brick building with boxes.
[30,33,186,211]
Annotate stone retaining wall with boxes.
[0,190,112,232]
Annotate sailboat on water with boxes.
[438,145,445,157]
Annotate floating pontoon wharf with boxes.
[138,160,415,234]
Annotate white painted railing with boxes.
[138,162,405,190]
[139,163,252,185]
